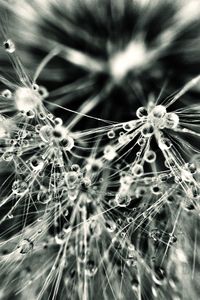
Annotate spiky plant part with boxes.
[0,1,200,300]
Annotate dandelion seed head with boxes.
[0,1,200,299]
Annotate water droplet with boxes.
[38,86,49,98]
[151,185,162,195]
[53,117,62,126]
[164,112,179,129]
[39,125,52,143]
[152,105,166,119]
[55,233,65,245]
[32,84,39,91]
[7,213,14,219]
[137,137,145,146]
[144,150,156,163]
[187,163,197,174]
[77,242,88,263]
[38,112,46,120]
[85,260,98,277]
[104,145,117,161]
[135,186,146,198]
[123,121,135,131]
[136,106,148,119]
[167,195,174,202]
[159,138,172,150]
[150,229,162,241]
[115,193,131,207]
[2,152,14,161]
[12,180,28,195]
[3,39,15,53]
[107,129,115,139]
[152,266,166,285]
[30,157,44,170]
[86,158,102,173]
[120,174,132,186]
[81,177,91,191]
[1,89,12,98]
[141,123,154,137]
[60,135,74,151]
[118,133,129,144]
[52,125,66,141]
[25,110,35,119]
[65,171,80,189]
[127,217,133,223]
[181,168,193,182]
[112,238,123,250]
[105,220,116,232]
[89,219,102,236]
[131,278,139,291]
[37,191,51,204]
[131,164,144,177]
[18,239,33,254]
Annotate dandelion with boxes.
[0,1,200,300]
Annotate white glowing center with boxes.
[109,40,147,80]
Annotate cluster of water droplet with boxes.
[0,30,199,300]
[136,104,179,131]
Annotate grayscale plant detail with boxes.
[0,0,200,299]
